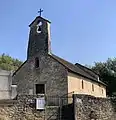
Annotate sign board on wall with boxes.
[36,97,45,110]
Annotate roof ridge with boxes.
[75,63,99,76]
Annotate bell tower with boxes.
[27,12,51,59]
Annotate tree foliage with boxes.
[0,53,23,71]
[91,58,116,96]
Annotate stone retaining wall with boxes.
[73,94,116,120]
[1,94,116,120]
[0,95,59,120]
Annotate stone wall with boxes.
[1,94,116,120]
[12,53,68,97]
[0,95,59,120]
[73,94,116,120]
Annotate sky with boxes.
[0,0,116,66]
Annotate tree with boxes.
[91,58,116,96]
[0,53,23,71]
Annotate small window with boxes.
[92,84,94,91]
[35,57,39,68]
[82,80,84,89]
[102,89,103,94]
[36,84,45,94]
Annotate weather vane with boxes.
[38,8,43,17]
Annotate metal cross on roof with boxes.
[38,9,43,17]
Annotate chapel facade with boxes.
[12,16,106,98]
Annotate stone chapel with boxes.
[12,15,106,98]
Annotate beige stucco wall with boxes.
[68,72,106,98]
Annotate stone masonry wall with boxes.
[73,94,116,120]
[1,94,116,120]
[0,95,59,120]
[12,53,68,97]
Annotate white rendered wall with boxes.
[0,69,12,99]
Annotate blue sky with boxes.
[0,0,116,65]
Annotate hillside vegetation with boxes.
[0,53,23,71]
[91,58,116,96]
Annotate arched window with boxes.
[82,80,84,89]
[35,57,39,68]
[36,20,43,34]
[92,84,94,91]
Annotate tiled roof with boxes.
[50,54,106,86]
[75,63,99,81]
